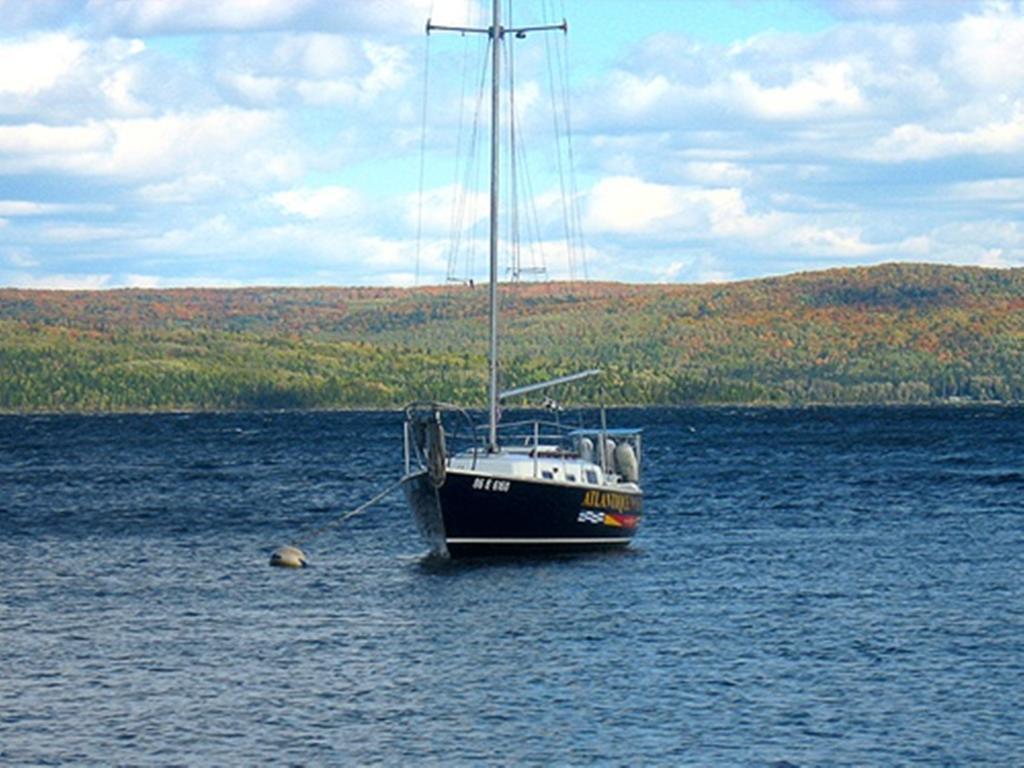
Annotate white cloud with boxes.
[684,254,734,284]
[252,32,357,80]
[947,3,1024,91]
[897,235,932,256]
[123,273,247,288]
[585,176,687,234]
[703,188,782,239]
[406,184,488,235]
[788,224,881,257]
[585,176,784,242]
[122,273,162,288]
[87,0,313,34]
[0,121,109,159]
[947,178,1024,204]
[270,186,362,220]
[219,36,411,106]
[599,40,869,129]
[727,61,865,120]
[679,161,753,186]
[39,224,130,243]
[348,235,414,269]
[978,248,1011,268]
[656,259,686,281]
[139,214,238,254]
[0,33,85,96]
[822,0,967,21]
[98,50,148,115]
[219,72,286,105]
[0,108,297,182]
[95,110,291,180]
[137,174,227,204]
[361,42,410,97]
[0,200,71,216]
[3,248,38,268]
[0,34,152,120]
[842,220,1023,270]
[582,173,930,267]
[2,272,113,290]
[0,0,77,31]
[605,72,672,117]
[867,105,1024,161]
[421,0,482,29]
[86,0,454,36]
[290,33,356,78]
[1,1,1023,289]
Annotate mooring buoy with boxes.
[266,478,403,570]
[269,545,308,568]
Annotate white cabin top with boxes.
[448,449,640,493]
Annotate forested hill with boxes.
[2,262,1024,411]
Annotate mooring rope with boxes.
[288,477,405,549]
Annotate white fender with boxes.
[603,438,616,473]
[579,436,594,463]
[614,441,639,483]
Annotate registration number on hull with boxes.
[472,477,511,492]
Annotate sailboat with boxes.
[401,0,644,558]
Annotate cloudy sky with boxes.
[1,0,1022,289]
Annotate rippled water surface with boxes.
[2,407,1022,765]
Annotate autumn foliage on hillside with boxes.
[2,263,1023,411]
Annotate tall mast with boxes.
[426,4,566,452]
[487,0,501,452]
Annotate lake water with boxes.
[2,407,1022,765]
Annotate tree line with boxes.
[3,263,1024,412]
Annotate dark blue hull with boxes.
[402,469,642,558]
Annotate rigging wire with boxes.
[414,28,432,286]
[447,31,490,285]
[543,0,588,282]
[428,0,586,287]
[466,36,491,284]
[560,16,589,281]
[506,18,522,281]
[504,0,552,283]
[541,0,574,281]
[506,27,550,283]
[445,30,473,282]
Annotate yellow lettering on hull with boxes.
[581,489,642,513]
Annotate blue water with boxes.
[2,407,1022,765]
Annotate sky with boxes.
[1,0,1023,289]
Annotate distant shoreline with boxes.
[4,263,1024,412]
[2,398,1021,418]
